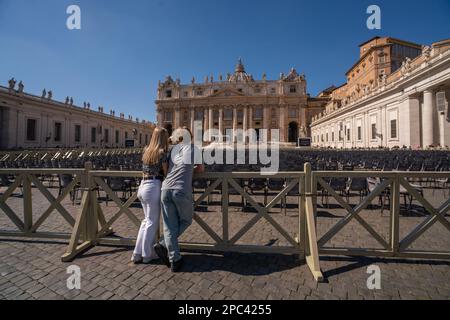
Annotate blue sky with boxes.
[1,0,449,122]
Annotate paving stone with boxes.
[0,187,449,300]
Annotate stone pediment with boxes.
[210,88,245,97]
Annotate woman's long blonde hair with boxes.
[142,127,169,165]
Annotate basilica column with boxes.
[248,106,253,143]
[243,106,248,144]
[263,105,270,141]
[208,107,213,141]
[174,108,181,129]
[190,108,195,133]
[422,90,435,147]
[203,107,209,141]
[279,104,286,142]
[218,107,223,142]
[232,106,237,143]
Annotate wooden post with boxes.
[303,162,324,282]
[299,175,306,262]
[222,177,229,248]
[390,175,400,255]
[22,175,33,233]
[85,162,98,242]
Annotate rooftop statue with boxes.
[18,81,24,93]
[422,45,432,59]
[8,78,16,90]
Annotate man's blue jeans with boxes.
[160,189,193,263]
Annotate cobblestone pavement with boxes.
[0,179,449,300]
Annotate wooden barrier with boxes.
[1,163,450,282]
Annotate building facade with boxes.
[155,60,326,143]
[311,38,450,149]
[0,84,155,150]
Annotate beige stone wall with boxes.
[0,86,155,150]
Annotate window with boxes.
[237,110,243,120]
[254,87,261,94]
[139,133,142,144]
[183,91,188,97]
[289,85,297,93]
[379,55,385,64]
[91,127,97,143]
[371,123,377,140]
[289,108,297,118]
[196,89,203,96]
[115,130,119,144]
[346,128,351,141]
[125,131,128,140]
[390,119,397,139]
[26,119,37,141]
[331,131,335,142]
[356,119,362,141]
[254,108,263,120]
[270,88,276,94]
[54,122,62,142]
[224,109,233,121]
[104,129,109,143]
[195,110,204,120]
[326,132,328,142]
[164,111,173,122]
[237,88,243,93]
[165,90,172,98]
[74,125,81,143]
[145,134,148,145]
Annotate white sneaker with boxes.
[131,254,142,264]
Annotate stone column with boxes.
[218,107,223,142]
[208,107,213,141]
[243,106,248,144]
[401,96,421,147]
[439,111,445,147]
[263,105,270,141]
[232,106,237,143]
[203,107,208,140]
[422,90,435,147]
[279,105,286,142]
[190,108,195,134]
[174,108,181,129]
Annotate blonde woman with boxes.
[131,127,169,264]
